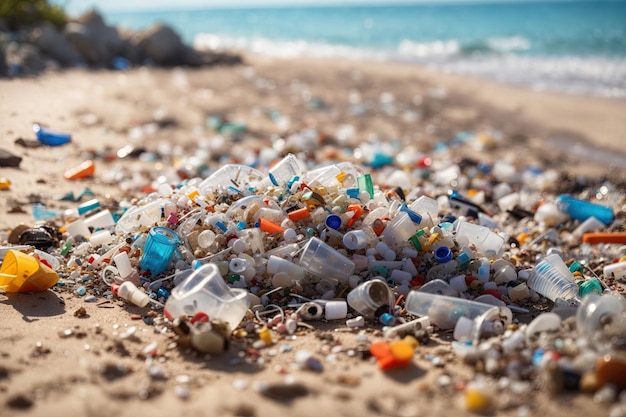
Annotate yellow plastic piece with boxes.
[402,335,419,350]
[0,250,59,292]
[389,340,414,362]
[464,388,492,414]
[258,326,273,346]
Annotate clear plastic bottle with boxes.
[405,291,512,330]
[527,254,580,302]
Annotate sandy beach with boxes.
[1,55,626,417]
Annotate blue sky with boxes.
[53,0,563,14]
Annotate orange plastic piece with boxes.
[370,339,414,370]
[259,218,284,234]
[582,232,626,245]
[64,160,95,180]
[0,178,10,190]
[288,207,310,222]
[372,219,386,236]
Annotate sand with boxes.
[1,55,625,417]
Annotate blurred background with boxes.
[43,0,626,98]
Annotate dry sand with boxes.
[1,55,625,417]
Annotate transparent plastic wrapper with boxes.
[298,237,355,281]
[115,198,177,234]
[455,221,504,258]
[527,254,580,302]
[198,164,264,194]
[164,263,250,331]
[405,291,512,330]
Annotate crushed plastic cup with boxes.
[0,249,59,292]
[140,227,180,275]
[298,237,355,281]
[455,221,504,258]
[164,263,250,331]
[268,153,304,186]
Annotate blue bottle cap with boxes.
[325,214,342,230]
[379,312,396,326]
[434,246,453,263]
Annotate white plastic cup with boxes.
[343,230,369,250]
[347,280,392,317]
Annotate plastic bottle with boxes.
[347,279,394,317]
[556,194,614,226]
[527,254,580,303]
[405,291,512,330]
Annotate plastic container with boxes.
[527,254,580,302]
[381,212,420,247]
[0,249,59,292]
[65,219,91,239]
[164,263,250,330]
[405,291,512,330]
[299,237,355,281]
[84,209,116,230]
[266,256,306,283]
[347,279,394,317]
[140,227,180,275]
[268,154,304,186]
[455,221,504,258]
[556,194,614,226]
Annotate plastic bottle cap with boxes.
[325,300,348,320]
[434,246,453,263]
[325,214,342,230]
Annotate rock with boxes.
[29,22,82,66]
[5,42,46,75]
[64,10,124,67]
[134,23,187,66]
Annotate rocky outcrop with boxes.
[30,21,82,66]
[0,9,241,77]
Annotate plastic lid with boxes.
[434,246,453,263]
[325,214,342,230]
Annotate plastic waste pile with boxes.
[2,145,626,413]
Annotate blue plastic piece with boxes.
[325,214,342,230]
[33,123,71,146]
[156,287,170,300]
[456,252,471,269]
[269,173,279,186]
[400,204,423,224]
[434,246,453,263]
[32,203,60,221]
[215,221,228,232]
[77,198,100,215]
[346,188,360,198]
[369,153,394,169]
[287,175,300,189]
[140,227,180,275]
[379,312,396,326]
[556,194,614,225]
[112,56,130,71]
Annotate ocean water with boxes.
[106,1,626,98]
